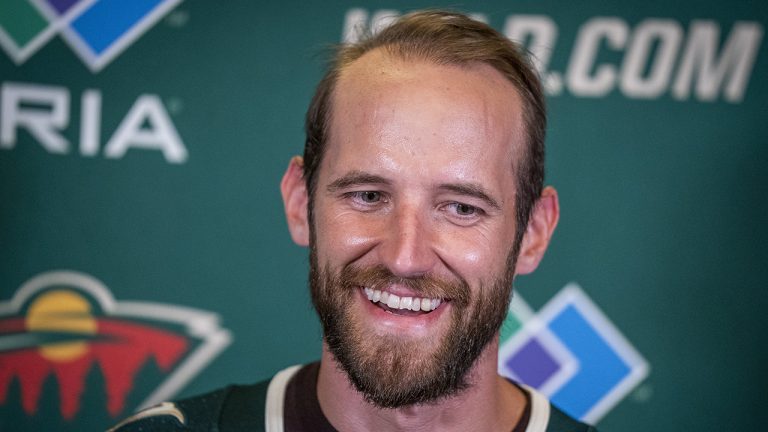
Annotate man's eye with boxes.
[356,191,381,203]
[452,203,477,216]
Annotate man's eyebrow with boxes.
[327,171,391,192]
[438,183,501,210]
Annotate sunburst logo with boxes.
[0,270,231,426]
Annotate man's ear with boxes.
[515,186,560,275]
[280,156,310,247]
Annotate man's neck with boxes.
[316,341,527,432]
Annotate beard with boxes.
[309,247,516,408]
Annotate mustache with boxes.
[339,265,470,308]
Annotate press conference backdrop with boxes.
[0,1,765,430]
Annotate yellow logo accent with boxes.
[25,290,97,361]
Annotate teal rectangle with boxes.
[500,311,524,344]
[0,0,49,47]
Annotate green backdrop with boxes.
[1,1,766,430]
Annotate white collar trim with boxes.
[265,364,301,432]
[520,383,552,432]
[264,365,552,432]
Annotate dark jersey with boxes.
[110,363,597,432]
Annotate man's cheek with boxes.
[433,236,490,271]
[315,227,371,266]
[320,214,385,252]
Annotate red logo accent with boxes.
[0,271,231,421]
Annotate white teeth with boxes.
[363,288,443,312]
[411,298,421,311]
[400,297,413,310]
[421,298,431,311]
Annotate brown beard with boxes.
[309,249,516,408]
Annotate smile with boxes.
[363,287,443,312]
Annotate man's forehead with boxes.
[327,48,527,169]
[335,48,516,99]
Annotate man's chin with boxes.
[327,315,472,408]
[336,343,470,409]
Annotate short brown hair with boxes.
[304,10,546,252]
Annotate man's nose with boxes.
[379,204,437,277]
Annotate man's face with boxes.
[309,50,527,407]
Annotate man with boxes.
[112,10,596,432]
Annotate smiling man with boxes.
[112,10,595,432]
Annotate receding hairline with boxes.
[326,46,530,163]
[337,45,521,85]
